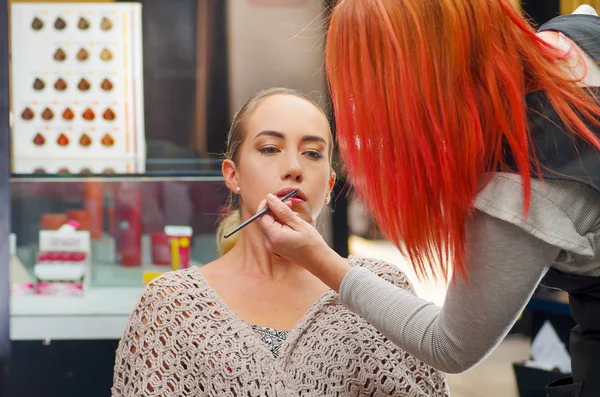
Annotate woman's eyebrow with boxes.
[254,130,327,145]
[254,130,284,140]
[302,135,328,145]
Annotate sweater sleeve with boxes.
[340,176,598,374]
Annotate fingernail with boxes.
[267,193,276,200]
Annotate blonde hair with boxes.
[216,87,332,256]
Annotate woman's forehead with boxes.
[246,94,331,139]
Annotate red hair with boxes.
[326,0,600,282]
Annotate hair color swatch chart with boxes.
[10,3,145,174]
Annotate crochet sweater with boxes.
[111,257,450,396]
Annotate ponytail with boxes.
[215,210,241,256]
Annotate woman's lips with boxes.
[289,197,305,205]
[276,187,307,203]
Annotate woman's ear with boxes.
[222,159,240,194]
[326,171,337,204]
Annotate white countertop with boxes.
[11,286,143,316]
[10,286,143,341]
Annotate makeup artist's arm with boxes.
[259,177,598,373]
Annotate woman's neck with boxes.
[224,222,305,282]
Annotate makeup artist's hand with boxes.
[256,193,325,261]
[257,193,352,291]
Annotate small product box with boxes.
[34,222,91,296]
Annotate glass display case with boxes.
[10,172,228,341]
[11,174,227,288]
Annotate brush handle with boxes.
[223,189,298,238]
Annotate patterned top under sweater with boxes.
[251,325,288,358]
[111,257,450,397]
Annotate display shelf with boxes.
[10,157,223,180]
[10,173,224,181]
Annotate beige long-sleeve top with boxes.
[111,257,450,397]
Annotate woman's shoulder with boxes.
[137,267,209,310]
[348,255,414,293]
[145,267,203,291]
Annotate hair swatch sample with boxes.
[41,108,54,121]
[33,78,45,91]
[100,17,113,31]
[82,108,95,121]
[79,134,92,147]
[33,133,46,146]
[56,133,70,146]
[54,78,68,91]
[101,134,115,147]
[78,78,91,91]
[78,17,90,30]
[32,17,44,30]
[62,108,75,120]
[54,17,66,30]
[53,48,66,61]
[21,108,34,120]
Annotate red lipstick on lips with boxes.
[277,187,306,205]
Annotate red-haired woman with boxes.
[257,2,600,396]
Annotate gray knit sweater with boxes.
[340,173,600,374]
[111,259,450,396]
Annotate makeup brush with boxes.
[224,189,298,238]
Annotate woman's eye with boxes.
[259,146,280,155]
[305,150,324,160]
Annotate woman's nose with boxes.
[281,155,303,182]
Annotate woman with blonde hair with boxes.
[111,87,450,396]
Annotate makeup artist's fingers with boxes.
[256,199,287,232]
[255,198,292,216]
[256,194,329,264]
[264,193,302,228]
[258,209,293,253]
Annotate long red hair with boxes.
[326,0,600,282]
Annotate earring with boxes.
[325,195,331,205]
[236,187,241,193]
